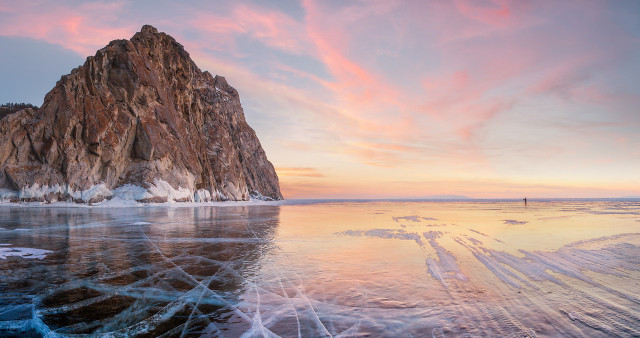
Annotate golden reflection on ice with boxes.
[0,200,639,336]
[273,200,640,336]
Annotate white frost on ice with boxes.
[194,189,211,202]
[147,179,193,202]
[0,247,53,260]
[0,188,18,200]
[249,191,275,201]
[0,179,285,208]
[112,180,196,203]
[77,183,112,201]
[214,190,228,201]
[111,184,149,201]
[8,183,113,202]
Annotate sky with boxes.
[1,0,639,199]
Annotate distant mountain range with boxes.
[420,195,472,200]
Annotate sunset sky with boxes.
[1,0,639,199]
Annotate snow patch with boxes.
[112,180,201,202]
[9,183,113,202]
[78,183,112,201]
[0,188,18,200]
[503,219,529,225]
[1,181,285,207]
[112,184,149,201]
[147,179,193,202]
[0,247,53,260]
[214,190,228,201]
[194,189,211,202]
[250,190,274,201]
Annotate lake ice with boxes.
[0,200,639,336]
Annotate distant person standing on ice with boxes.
[523,197,527,205]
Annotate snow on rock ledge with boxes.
[0,183,113,203]
[0,179,274,205]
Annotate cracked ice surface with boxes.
[1,200,640,336]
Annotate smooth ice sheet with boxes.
[0,200,639,336]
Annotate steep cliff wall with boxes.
[0,25,282,203]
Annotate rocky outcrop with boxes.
[0,25,282,203]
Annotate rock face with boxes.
[0,25,282,203]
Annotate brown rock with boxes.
[0,25,282,202]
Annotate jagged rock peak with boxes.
[140,24,158,35]
[0,25,283,204]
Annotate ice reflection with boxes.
[0,200,639,336]
[0,206,281,336]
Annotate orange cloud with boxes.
[276,167,325,178]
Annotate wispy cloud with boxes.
[0,0,638,198]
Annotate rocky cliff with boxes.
[0,25,282,203]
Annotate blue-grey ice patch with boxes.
[468,229,504,243]
[336,229,424,246]
[467,237,483,245]
[392,216,438,223]
[422,231,444,239]
[0,247,53,259]
[393,215,422,223]
[503,219,528,225]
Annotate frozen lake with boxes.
[1,200,639,336]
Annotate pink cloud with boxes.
[0,1,134,56]
[0,0,637,198]
[188,4,308,56]
[232,4,307,54]
[454,0,513,27]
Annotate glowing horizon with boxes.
[1,0,638,199]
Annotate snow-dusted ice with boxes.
[0,200,639,336]
[0,246,52,260]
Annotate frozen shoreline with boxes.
[0,179,287,208]
[0,196,638,209]
[0,197,291,208]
